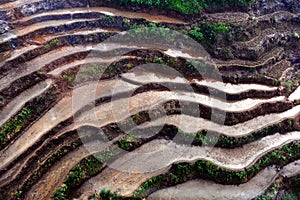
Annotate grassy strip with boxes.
[0,88,57,149]
[50,149,119,200]
[195,119,295,148]
[0,107,32,143]
[133,142,300,197]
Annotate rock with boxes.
[252,0,300,15]
[19,0,65,16]
[0,20,10,34]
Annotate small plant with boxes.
[44,38,59,50]
[14,189,23,198]
[125,63,133,69]
[99,189,122,200]
[61,73,75,83]
[51,184,68,200]
[188,27,204,42]
[119,133,137,150]
[285,81,292,92]
[211,23,232,34]
[293,32,300,40]
[123,18,131,27]
[153,56,164,64]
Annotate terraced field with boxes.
[0,0,300,199]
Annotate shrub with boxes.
[188,27,204,42]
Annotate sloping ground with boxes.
[148,166,278,200]
[75,132,300,198]
[0,0,300,200]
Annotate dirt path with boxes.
[48,56,134,76]
[138,104,300,137]
[15,7,187,24]
[75,90,285,125]
[31,28,120,44]
[0,18,97,43]
[121,71,278,94]
[280,159,300,178]
[76,132,300,197]
[0,45,92,90]
[214,47,284,68]
[289,86,300,101]
[0,45,40,68]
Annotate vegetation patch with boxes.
[51,149,119,200]
[44,38,59,51]
[0,107,32,144]
[0,88,57,149]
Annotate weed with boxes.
[61,73,75,83]
[99,189,122,200]
[51,184,68,200]
[188,27,204,42]
[153,56,164,64]
[285,81,292,92]
[13,190,23,198]
[44,38,59,51]
[119,133,137,150]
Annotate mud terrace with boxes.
[0,0,299,199]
